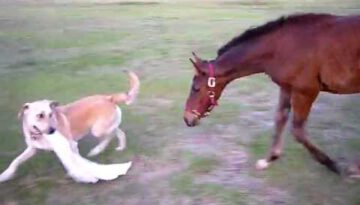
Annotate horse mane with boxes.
[217,13,333,57]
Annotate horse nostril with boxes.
[184,117,198,127]
[184,117,190,126]
[184,117,194,127]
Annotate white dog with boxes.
[0,71,139,183]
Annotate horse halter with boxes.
[192,63,218,118]
[207,63,218,107]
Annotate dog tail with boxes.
[124,71,140,105]
[108,71,140,105]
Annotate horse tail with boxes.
[107,71,140,105]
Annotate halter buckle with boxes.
[208,77,216,88]
[208,91,215,98]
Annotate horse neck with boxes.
[214,41,269,83]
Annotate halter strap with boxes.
[208,63,215,77]
[207,63,218,106]
[191,62,218,118]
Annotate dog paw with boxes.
[0,168,15,183]
[115,146,125,151]
[0,174,11,183]
[87,148,101,157]
[255,159,270,170]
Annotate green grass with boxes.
[170,153,246,204]
[171,173,247,205]
[188,155,220,174]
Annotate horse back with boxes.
[315,15,360,93]
[266,14,360,94]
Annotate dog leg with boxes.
[115,128,126,151]
[0,147,36,182]
[87,134,114,157]
[70,141,79,154]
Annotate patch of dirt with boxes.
[132,156,185,183]
[173,128,291,204]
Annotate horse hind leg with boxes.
[291,91,340,174]
[256,88,291,170]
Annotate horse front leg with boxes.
[256,88,291,170]
[291,91,340,174]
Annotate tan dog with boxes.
[24,71,139,155]
[0,71,139,182]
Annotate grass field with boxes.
[0,1,360,205]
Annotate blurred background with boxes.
[0,0,360,204]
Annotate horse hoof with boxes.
[256,159,270,170]
[346,163,360,178]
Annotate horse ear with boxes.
[190,52,208,75]
[18,103,30,120]
[192,52,202,63]
[189,58,200,75]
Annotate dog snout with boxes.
[33,125,39,131]
[48,127,56,134]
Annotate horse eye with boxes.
[37,113,45,119]
[192,85,200,92]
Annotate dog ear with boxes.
[50,101,59,109]
[18,103,30,120]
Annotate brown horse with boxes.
[183,13,360,174]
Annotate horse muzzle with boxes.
[183,111,200,127]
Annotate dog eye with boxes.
[37,113,45,119]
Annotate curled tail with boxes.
[108,71,140,105]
